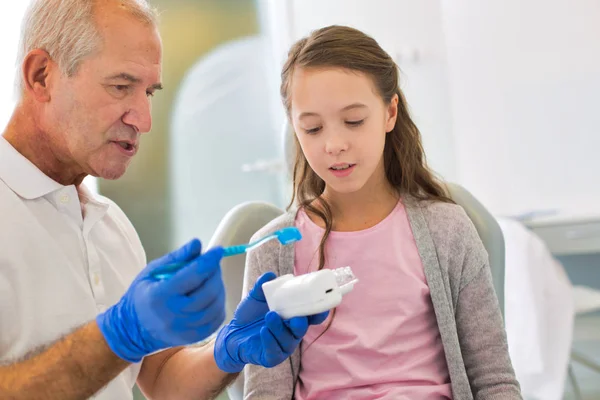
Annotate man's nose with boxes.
[122,93,153,134]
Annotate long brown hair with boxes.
[280,26,453,361]
[282,24,452,267]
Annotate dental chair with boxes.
[207,201,284,400]
[208,201,285,324]
[445,183,506,317]
[210,184,505,400]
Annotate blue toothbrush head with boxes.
[274,227,302,245]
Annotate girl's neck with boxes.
[316,176,399,232]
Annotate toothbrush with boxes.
[150,227,302,280]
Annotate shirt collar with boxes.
[78,180,109,208]
[0,135,65,199]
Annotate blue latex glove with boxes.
[97,239,226,363]
[214,272,329,373]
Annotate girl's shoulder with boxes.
[417,199,477,237]
[407,198,488,281]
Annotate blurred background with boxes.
[1,1,599,399]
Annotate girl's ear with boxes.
[385,94,399,133]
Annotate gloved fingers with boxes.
[259,326,284,368]
[202,307,227,333]
[187,309,225,341]
[283,316,310,340]
[174,299,226,332]
[155,239,202,269]
[307,310,330,325]
[178,259,223,301]
[265,311,303,354]
[181,276,226,314]
[166,246,224,295]
[140,239,202,278]
[248,272,277,302]
[169,328,212,346]
[230,295,270,326]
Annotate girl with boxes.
[242,25,521,400]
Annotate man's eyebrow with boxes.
[106,73,141,83]
[150,83,163,91]
[105,73,163,91]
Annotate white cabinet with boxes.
[526,214,600,256]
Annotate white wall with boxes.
[441,0,600,216]
[260,0,458,182]
[0,3,30,130]
[262,0,600,218]
[170,36,282,247]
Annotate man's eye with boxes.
[115,85,129,91]
[146,91,155,97]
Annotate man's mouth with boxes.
[111,140,138,156]
[115,141,134,151]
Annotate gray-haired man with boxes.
[0,1,327,399]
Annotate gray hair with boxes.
[15,0,159,94]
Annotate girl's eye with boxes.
[305,127,322,135]
[346,119,364,127]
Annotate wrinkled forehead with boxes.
[96,4,162,59]
[85,6,162,81]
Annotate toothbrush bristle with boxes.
[277,227,302,244]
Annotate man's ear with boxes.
[21,49,56,102]
[385,93,399,133]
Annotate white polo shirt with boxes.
[0,136,146,399]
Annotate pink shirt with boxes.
[293,201,452,399]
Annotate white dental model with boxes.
[262,266,358,320]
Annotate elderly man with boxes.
[0,0,326,399]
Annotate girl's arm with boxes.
[455,240,522,399]
[242,236,296,400]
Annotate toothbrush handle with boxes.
[150,261,186,280]
[150,245,249,280]
[150,235,278,280]
[222,234,276,256]
[223,245,248,257]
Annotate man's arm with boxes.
[137,341,238,400]
[137,272,330,400]
[0,241,231,400]
[0,321,129,400]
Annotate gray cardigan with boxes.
[242,198,522,400]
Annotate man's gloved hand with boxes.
[214,272,329,373]
[97,239,226,363]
